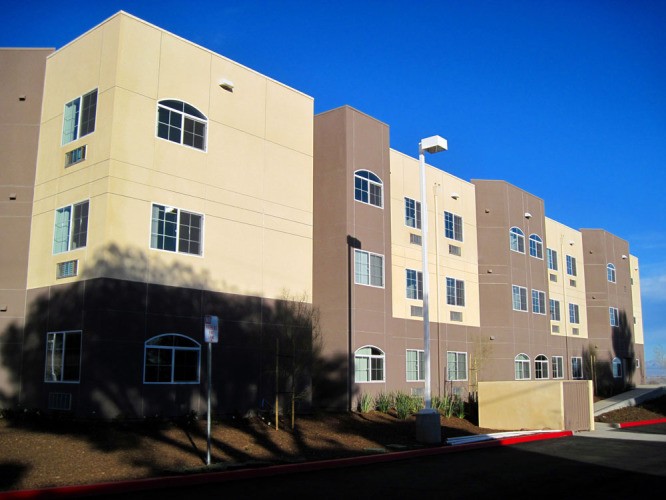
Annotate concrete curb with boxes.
[0,431,573,499]
[610,417,666,429]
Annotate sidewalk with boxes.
[593,384,665,417]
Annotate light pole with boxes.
[415,135,447,444]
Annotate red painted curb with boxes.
[615,417,666,429]
[0,431,573,500]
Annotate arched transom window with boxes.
[510,227,525,253]
[157,100,207,151]
[144,334,201,384]
[354,170,383,208]
[354,346,385,382]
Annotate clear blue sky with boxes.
[3,1,665,364]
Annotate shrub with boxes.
[394,392,413,419]
[375,392,394,413]
[357,393,374,413]
[454,397,466,419]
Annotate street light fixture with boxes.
[415,135,447,444]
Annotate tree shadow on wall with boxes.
[585,310,636,398]
[0,243,351,488]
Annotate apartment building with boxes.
[0,12,645,417]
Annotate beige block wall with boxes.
[545,218,588,338]
[478,381,566,431]
[630,255,644,345]
[389,150,480,326]
[27,12,314,301]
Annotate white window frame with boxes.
[156,99,208,151]
[150,203,204,256]
[404,197,421,229]
[550,299,561,321]
[355,346,385,382]
[609,307,619,327]
[547,248,558,271]
[510,227,525,253]
[529,234,543,259]
[444,211,463,242]
[552,356,564,379]
[354,249,384,288]
[607,263,616,283]
[571,356,583,379]
[53,200,90,254]
[447,351,468,381]
[446,277,465,306]
[406,269,423,300]
[612,357,622,378]
[406,349,425,381]
[566,255,577,276]
[569,303,580,324]
[44,330,82,383]
[354,170,383,208]
[143,334,201,384]
[532,289,546,315]
[512,285,528,311]
[62,88,97,145]
[535,354,549,379]
[515,353,531,380]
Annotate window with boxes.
[53,200,89,254]
[355,346,385,382]
[65,145,86,167]
[515,353,530,380]
[571,357,583,379]
[444,212,463,241]
[535,354,549,379]
[609,307,619,327]
[406,269,423,300]
[446,278,465,306]
[44,331,82,383]
[354,250,384,287]
[157,100,207,151]
[406,349,425,381]
[547,248,558,271]
[552,356,564,379]
[509,227,525,253]
[512,285,527,311]
[607,263,616,283]
[56,260,78,279]
[532,290,546,314]
[612,357,622,378]
[569,303,580,324]
[447,351,468,381]
[566,255,577,276]
[405,198,421,229]
[550,299,561,321]
[150,204,203,256]
[144,334,200,384]
[354,170,383,208]
[62,89,97,144]
[529,234,543,259]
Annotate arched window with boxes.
[144,334,201,384]
[607,263,616,283]
[529,234,543,259]
[354,346,385,382]
[515,353,530,380]
[157,100,207,151]
[612,357,622,378]
[354,170,383,208]
[510,227,525,253]
[535,354,549,379]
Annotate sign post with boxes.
[204,315,219,466]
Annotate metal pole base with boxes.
[415,408,442,444]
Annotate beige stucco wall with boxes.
[389,150,480,326]
[478,380,565,430]
[545,218,588,338]
[630,255,644,345]
[27,12,313,301]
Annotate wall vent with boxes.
[450,311,463,322]
[549,273,557,282]
[448,244,462,256]
[65,145,87,167]
[410,305,423,317]
[56,260,78,279]
[48,392,72,411]
[572,328,579,336]
[551,324,560,333]
[409,233,422,246]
